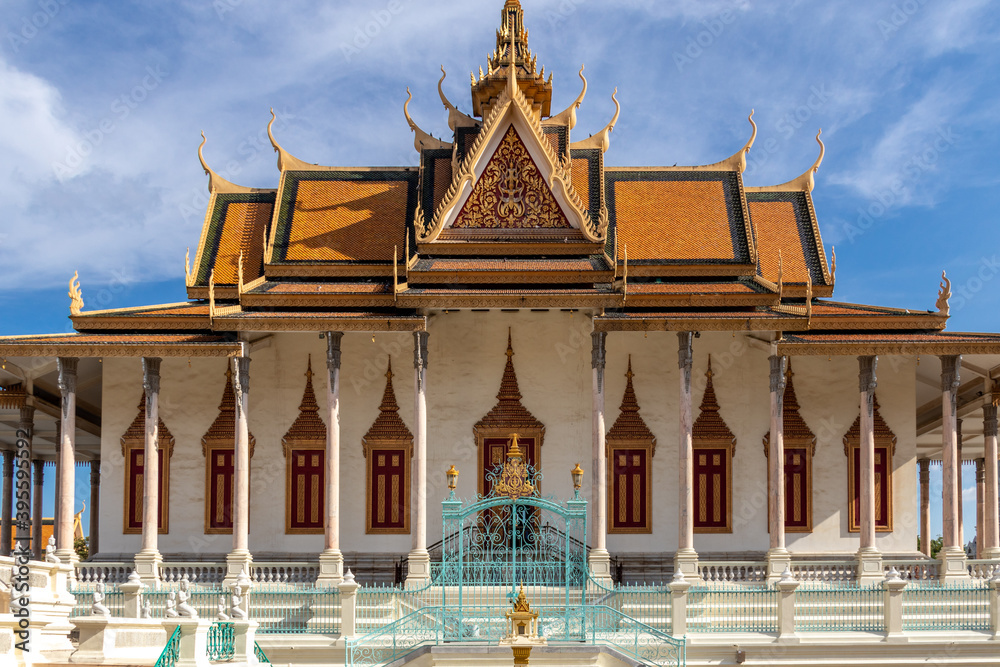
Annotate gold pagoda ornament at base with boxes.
[501,585,547,666]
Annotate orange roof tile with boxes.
[194,193,275,287]
[572,157,590,206]
[284,179,410,262]
[432,156,452,212]
[746,191,828,287]
[607,171,752,265]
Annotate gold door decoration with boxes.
[120,392,175,535]
[282,356,328,535]
[453,125,572,230]
[491,435,535,500]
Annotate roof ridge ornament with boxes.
[548,65,587,130]
[673,111,756,172]
[758,129,826,193]
[184,248,192,287]
[68,271,84,316]
[404,88,451,153]
[267,108,313,172]
[936,270,952,318]
[198,132,254,194]
[570,88,620,153]
[439,67,479,131]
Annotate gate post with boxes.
[339,570,360,638]
[669,573,690,636]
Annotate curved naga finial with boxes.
[936,270,952,317]
[438,67,478,131]
[267,108,313,171]
[770,129,826,192]
[68,271,84,316]
[548,65,588,130]
[733,110,758,173]
[198,132,250,194]
[404,88,450,153]
[569,88,620,153]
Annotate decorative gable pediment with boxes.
[418,67,602,246]
[282,356,327,456]
[692,358,736,450]
[120,392,175,457]
[201,366,256,458]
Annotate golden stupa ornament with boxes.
[502,584,545,659]
[491,434,535,500]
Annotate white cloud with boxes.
[827,83,967,206]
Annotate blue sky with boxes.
[1,0,998,546]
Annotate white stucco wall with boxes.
[97,314,918,560]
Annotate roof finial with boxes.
[549,65,587,129]
[267,108,312,171]
[68,271,83,316]
[571,88,620,153]
[404,87,450,153]
[936,271,952,317]
[735,110,758,174]
[764,129,826,192]
[830,246,837,282]
[506,328,514,360]
[706,355,714,380]
[386,356,393,383]
[625,355,634,382]
[185,248,191,286]
[197,132,247,194]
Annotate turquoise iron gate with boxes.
[438,438,588,641]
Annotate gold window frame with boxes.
[121,440,172,535]
[765,437,816,534]
[203,441,255,535]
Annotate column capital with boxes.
[57,357,78,395]
[769,355,787,395]
[976,458,986,482]
[18,404,35,430]
[918,459,931,482]
[32,460,44,484]
[413,331,429,371]
[326,331,344,372]
[233,356,251,396]
[941,355,962,393]
[677,332,694,386]
[142,357,162,396]
[858,355,878,395]
[90,460,101,482]
[591,332,607,389]
[984,403,998,438]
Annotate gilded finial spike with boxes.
[830,246,837,282]
[936,270,952,317]
[707,355,714,379]
[185,248,191,285]
[625,355,634,381]
[68,271,84,316]
[386,356,393,383]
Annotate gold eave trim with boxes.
[189,286,238,300]
[71,317,212,331]
[240,294,396,308]
[623,294,779,308]
[415,241,604,257]
[775,340,1000,356]
[211,316,426,333]
[594,316,808,333]
[623,264,758,278]
[264,264,395,279]
[396,293,620,309]
[406,270,615,285]
[782,284,834,298]
[0,342,241,358]
[807,315,947,331]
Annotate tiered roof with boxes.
[2,1,996,359]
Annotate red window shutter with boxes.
[290,449,325,530]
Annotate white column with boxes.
[135,357,162,586]
[589,332,611,581]
[856,355,882,584]
[958,419,965,548]
[319,332,345,585]
[919,459,932,557]
[984,401,999,560]
[674,332,698,581]
[767,355,790,581]
[976,458,986,560]
[56,358,78,565]
[225,355,253,583]
[939,355,968,581]
[407,331,431,586]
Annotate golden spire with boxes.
[692,356,736,446]
[68,271,84,316]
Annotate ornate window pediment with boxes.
[202,367,256,535]
[363,359,413,535]
[283,357,327,535]
[692,358,735,534]
[607,357,655,534]
[474,331,545,498]
[121,392,174,535]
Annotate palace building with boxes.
[1,2,1000,665]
